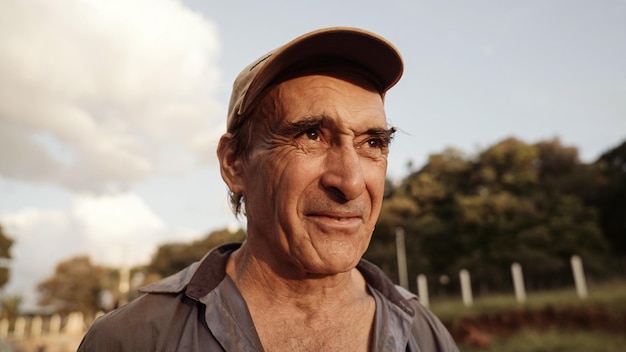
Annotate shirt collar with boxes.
[141,242,415,317]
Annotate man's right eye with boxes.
[296,128,321,142]
[304,129,320,141]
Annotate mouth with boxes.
[304,211,364,227]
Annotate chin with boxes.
[311,248,364,274]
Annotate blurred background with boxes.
[0,0,625,350]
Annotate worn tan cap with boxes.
[226,26,404,132]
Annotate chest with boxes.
[253,303,375,352]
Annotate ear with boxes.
[217,133,246,194]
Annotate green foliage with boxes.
[37,256,109,316]
[590,141,626,258]
[478,138,540,192]
[0,225,14,289]
[32,227,246,315]
[0,295,21,320]
[431,279,626,321]
[367,137,621,293]
[147,228,246,278]
[0,225,13,258]
[436,281,626,352]
[461,329,626,352]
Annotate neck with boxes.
[226,242,369,308]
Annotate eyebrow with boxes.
[281,115,396,140]
[282,116,326,135]
[359,126,397,144]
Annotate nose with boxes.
[321,145,366,201]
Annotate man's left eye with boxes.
[367,138,386,149]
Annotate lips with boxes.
[303,210,364,231]
[305,207,363,218]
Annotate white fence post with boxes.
[31,315,42,337]
[13,316,25,338]
[395,227,409,289]
[417,274,429,307]
[460,269,473,306]
[49,314,61,335]
[571,255,588,299]
[0,319,8,338]
[119,265,131,307]
[511,262,527,303]
[64,312,84,335]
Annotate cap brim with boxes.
[240,27,404,116]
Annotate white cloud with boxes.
[480,44,495,57]
[0,0,225,193]
[70,194,169,265]
[0,192,199,308]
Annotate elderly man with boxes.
[78,27,458,351]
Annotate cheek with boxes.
[365,160,388,202]
[281,157,324,205]
[245,150,312,209]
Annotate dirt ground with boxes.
[446,305,626,349]
[4,306,624,351]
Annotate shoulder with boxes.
[79,243,242,351]
[78,291,192,351]
[357,259,459,351]
[396,285,459,352]
[77,293,161,350]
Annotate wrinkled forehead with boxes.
[230,57,387,136]
[233,58,389,141]
[257,74,388,134]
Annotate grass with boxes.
[460,328,626,352]
[425,279,626,351]
[429,279,626,321]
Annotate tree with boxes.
[591,140,626,264]
[0,295,21,320]
[366,137,617,294]
[0,225,14,289]
[367,148,473,292]
[37,256,109,316]
[148,228,246,278]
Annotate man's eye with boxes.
[303,129,320,141]
[367,138,387,149]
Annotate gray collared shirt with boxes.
[78,243,458,351]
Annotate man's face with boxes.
[240,74,392,277]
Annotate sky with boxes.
[0,0,624,310]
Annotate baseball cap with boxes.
[226,26,404,132]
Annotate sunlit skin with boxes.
[218,73,394,350]
[222,73,392,280]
